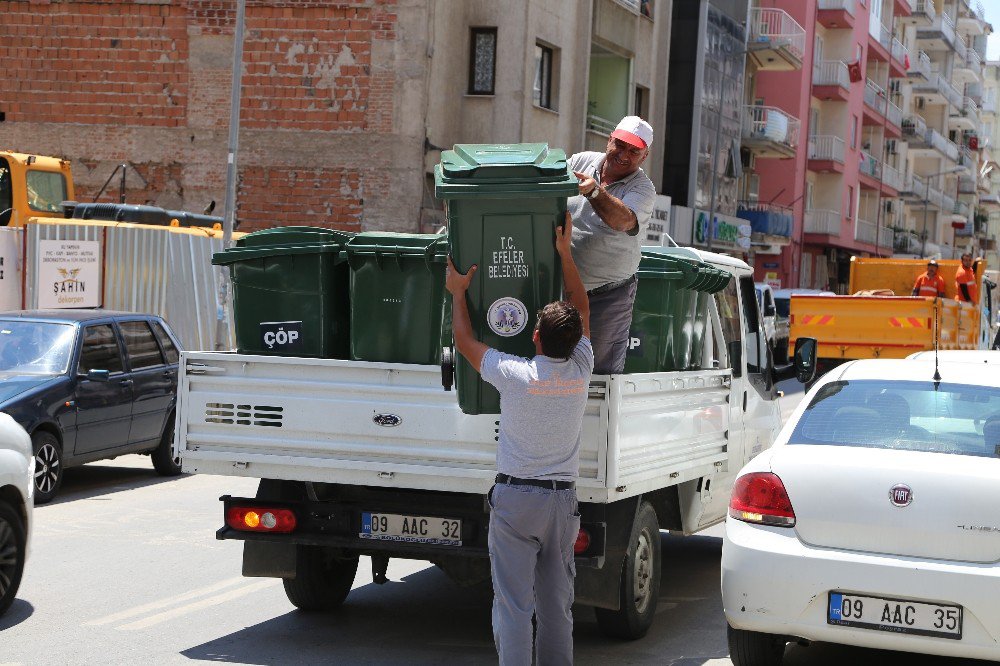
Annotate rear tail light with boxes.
[226,506,297,533]
[574,529,591,555]
[729,472,796,527]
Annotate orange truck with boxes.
[788,257,995,368]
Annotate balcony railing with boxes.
[750,8,807,62]
[883,163,904,191]
[954,30,968,60]
[860,151,882,180]
[855,218,879,245]
[887,99,903,128]
[586,114,617,136]
[878,23,893,51]
[908,50,931,78]
[804,209,841,235]
[742,105,800,150]
[930,130,961,162]
[808,135,846,163]
[902,115,928,139]
[895,229,922,254]
[912,74,964,108]
[864,79,887,115]
[879,226,894,248]
[960,96,981,119]
[813,60,850,89]
[959,145,976,169]
[941,191,956,213]
[818,0,854,15]
[914,0,936,19]
[965,49,983,76]
[891,37,907,65]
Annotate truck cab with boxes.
[0,152,75,227]
[754,282,789,360]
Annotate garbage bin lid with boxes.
[211,243,347,266]
[639,250,731,294]
[235,226,355,249]
[435,143,579,198]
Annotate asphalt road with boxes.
[0,383,983,665]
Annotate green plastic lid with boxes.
[235,226,355,249]
[435,143,579,199]
[211,243,346,266]
[638,250,730,294]
[346,232,448,266]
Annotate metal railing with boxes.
[908,50,931,78]
[808,135,846,163]
[878,23,893,52]
[812,60,850,89]
[887,99,903,128]
[938,13,957,48]
[959,0,986,22]
[860,151,882,181]
[818,0,854,15]
[750,8,806,62]
[883,163,904,191]
[855,218,878,245]
[742,105,800,150]
[927,129,961,162]
[804,209,841,235]
[941,191,956,213]
[879,226,894,249]
[959,145,976,169]
[954,30,968,60]
[914,0,936,19]
[965,49,983,76]
[586,114,617,136]
[914,74,964,108]
[864,79,887,116]
[891,37,907,65]
[902,114,928,138]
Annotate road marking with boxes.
[85,576,247,626]
[117,579,278,631]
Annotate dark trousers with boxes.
[588,277,638,374]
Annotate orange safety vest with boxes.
[913,273,945,297]
[955,266,977,303]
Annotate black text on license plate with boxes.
[828,592,962,640]
[360,512,462,546]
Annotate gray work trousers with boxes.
[588,277,638,374]
[488,482,580,666]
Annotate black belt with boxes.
[587,274,637,296]
[495,474,575,490]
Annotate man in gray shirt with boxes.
[445,213,593,666]
[569,115,657,374]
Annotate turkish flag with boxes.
[848,60,863,83]
[904,53,910,70]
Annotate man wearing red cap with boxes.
[567,115,657,374]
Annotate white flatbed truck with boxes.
[175,248,815,639]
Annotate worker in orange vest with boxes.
[911,259,946,298]
[954,252,978,305]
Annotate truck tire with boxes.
[727,624,786,666]
[282,546,359,611]
[594,501,661,640]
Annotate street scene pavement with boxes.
[0,383,981,665]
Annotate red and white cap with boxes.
[611,116,653,150]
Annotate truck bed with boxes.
[176,351,734,503]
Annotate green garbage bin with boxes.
[212,227,353,358]
[624,251,731,373]
[435,143,579,415]
[346,232,449,365]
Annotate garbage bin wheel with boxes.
[441,346,455,391]
[283,546,359,611]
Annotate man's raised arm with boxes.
[556,212,590,339]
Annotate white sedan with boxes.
[722,358,1000,664]
[0,413,33,615]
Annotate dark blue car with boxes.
[0,310,182,503]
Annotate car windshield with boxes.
[0,321,75,375]
[790,380,1000,459]
[774,297,790,318]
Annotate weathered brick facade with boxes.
[0,0,425,232]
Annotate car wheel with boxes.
[594,501,661,640]
[728,624,786,666]
[32,430,63,505]
[283,546,359,611]
[0,501,26,616]
[151,417,182,477]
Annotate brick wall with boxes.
[0,0,423,232]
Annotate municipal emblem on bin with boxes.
[487,297,527,337]
[889,484,913,507]
[373,413,402,427]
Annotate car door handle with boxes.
[119,378,134,386]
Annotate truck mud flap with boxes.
[574,497,640,611]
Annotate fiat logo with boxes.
[373,413,402,427]
[889,484,913,507]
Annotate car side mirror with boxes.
[765,304,776,317]
[728,340,743,377]
[80,369,110,382]
[792,338,817,384]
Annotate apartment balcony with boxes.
[906,50,931,80]
[958,145,977,173]
[966,81,984,104]
[807,135,846,173]
[889,38,908,77]
[916,13,958,54]
[902,115,928,142]
[862,80,902,136]
[883,163,905,194]
[910,0,936,27]
[880,225,895,249]
[854,218,879,246]
[748,8,806,71]
[804,209,842,236]
[869,23,892,65]
[953,48,983,85]
[910,73,963,109]
[736,202,793,240]
[982,96,997,116]
[817,0,854,29]
[895,228,922,254]
[741,105,799,158]
[958,0,988,35]
[857,152,900,196]
[812,60,851,101]
[959,175,978,194]
[949,96,981,132]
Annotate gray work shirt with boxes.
[567,151,657,292]
[480,337,594,481]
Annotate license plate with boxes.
[828,592,962,640]
[360,512,462,546]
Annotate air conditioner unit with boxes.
[916,97,925,109]
[886,140,898,155]
[885,200,895,214]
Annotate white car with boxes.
[0,413,32,615]
[722,358,1000,664]
[908,350,1000,364]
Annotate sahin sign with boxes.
[37,240,102,309]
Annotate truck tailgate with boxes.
[177,352,732,503]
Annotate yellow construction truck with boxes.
[789,257,995,370]
[0,151,75,226]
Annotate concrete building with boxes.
[979,61,1000,271]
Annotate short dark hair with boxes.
[535,301,583,359]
